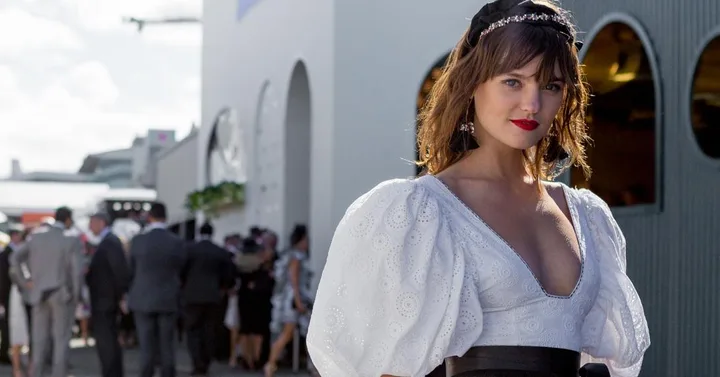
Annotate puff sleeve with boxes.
[579,190,651,377]
[307,179,474,377]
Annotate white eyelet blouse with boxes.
[306,175,650,377]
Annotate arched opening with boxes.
[571,19,661,208]
[283,62,312,241]
[253,82,279,226]
[690,34,720,159]
[416,53,450,176]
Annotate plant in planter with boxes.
[185,181,245,218]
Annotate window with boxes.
[691,36,720,159]
[416,54,449,176]
[570,21,660,208]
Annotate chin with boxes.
[501,136,543,151]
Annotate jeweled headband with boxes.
[464,0,582,54]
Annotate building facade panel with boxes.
[156,132,199,226]
[565,0,720,375]
[200,0,334,249]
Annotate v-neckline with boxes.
[425,175,586,299]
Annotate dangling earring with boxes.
[449,101,480,153]
[543,132,571,178]
[542,134,569,163]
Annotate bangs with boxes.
[478,22,575,84]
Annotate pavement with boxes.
[0,338,310,377]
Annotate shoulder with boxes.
[331,177,449,259]
[105,234,124,249]
[342,176,440,224]
[570,187,617,226]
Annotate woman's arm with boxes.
[288,258,305,311]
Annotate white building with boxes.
[199,0,480,274]
[155,129,200,239]
[7,129,178,189]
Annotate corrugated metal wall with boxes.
[563,0,720,376]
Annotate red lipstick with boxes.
[510,119,540,131]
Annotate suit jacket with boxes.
[181,239,235,305]
[128,227,187,313]
[9,226,83,305]
[86,232,130,312]
[0,245,12,308]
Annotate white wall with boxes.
[320,0,488,274]
[200,0,487,277]
[211,207,246,244]
[156,132,198,225]
[200,0,334,247]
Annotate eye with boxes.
[503,79,521,88]
[544,83,563,92]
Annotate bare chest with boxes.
[463,194,583,297]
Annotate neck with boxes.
[459,145,529,183]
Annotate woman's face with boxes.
[472,55,565,151]
[297,235,309,251]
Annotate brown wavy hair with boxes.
[416,0,591,181]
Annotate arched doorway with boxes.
[416,53,450,176]
[690,34,720,160]
[283,62,312,241]
[571,17,661,209]
[254,82,281,228]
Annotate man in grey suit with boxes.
[10,206,83,377]
[128,203,187,377]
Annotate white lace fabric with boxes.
[306,176,650,377]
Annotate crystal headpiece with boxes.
[477,13,571,41]
[464,0,581,53]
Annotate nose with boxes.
[520,87,541,115]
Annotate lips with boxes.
[510,119,540,131]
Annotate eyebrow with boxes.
[505,72,564,82]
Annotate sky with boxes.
[0,0,202,177]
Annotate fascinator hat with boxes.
[460,0,582,58]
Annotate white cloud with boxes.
[181,76,201,95]
[138,24,202,48]
[0,65,21,108]
[59,61,120,107]
[0,8,84,56]
[0,62,197,176]
[59,0,202,32]
[0,0,201,177]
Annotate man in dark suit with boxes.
[0,226,25,365]
[181,222,235,376]
[86,212,130,377]
[128,203,187,377]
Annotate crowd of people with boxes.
[0,203,315,377]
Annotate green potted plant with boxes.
[185,181,245,218]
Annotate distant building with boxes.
[154,128,199,240]
[9,129,178,188]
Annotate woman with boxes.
[8,278,29,377]
[223,235,241,367]
[306,1,650,376]
[7,234,30,377]
[264,225,313,377]
[236,237,271,370]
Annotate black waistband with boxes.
[446,346,580,377]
